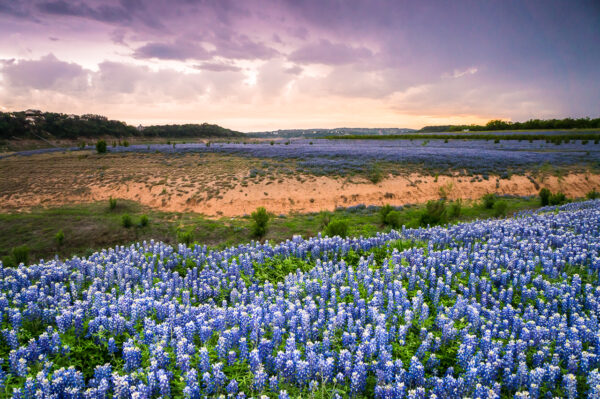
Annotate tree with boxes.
[251,207,271,239]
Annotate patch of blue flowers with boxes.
[2,201,600,398]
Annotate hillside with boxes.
[0,110,243,140]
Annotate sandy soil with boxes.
[1,150,599,216]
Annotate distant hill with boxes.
[0,110,243,140]
[248,127,417,138]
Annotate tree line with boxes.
[420,117,600,133]
[0,111,243,140]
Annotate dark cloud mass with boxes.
[133,40,212,61]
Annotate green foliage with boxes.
[121,214,132,228]
[367,163,383,183]
[493,200,508,217]
[95,140,107,154]
[586,189,600,200]
[139,214,149,227]
[55,229,65,246]
[379,204,394,224]
[177,230,194,246]
[482,193,496,209]
[549,192,567,205]
[420,200,447,226]
[142,123,243,138]
[12,245,29,265]
[251,256,312,283]
[250,207,271,238]
[1,255,16,267]
[108,197,117,210]
[318,210,333,229]
[539,188,551,206]
[324,219,349,237]
[122,140,129,147]
[449,199,462,218]
[384,210,402,228]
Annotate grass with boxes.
[0,196,544,264]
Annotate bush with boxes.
[420,200,447,226]
[449,199,462,218]
[12,245,29,266]
[109,197,117,210]
[549,192,567,205]
[482,193,496,209]
[539,188,551,206]
[121,214,132,228]
[178,230,194,246]
[1,255,16,268]
[384,210,402,228]
[139,215,149,227]
[367,163,383,184]
[122,140,130,147]
[251,207,270,238]
[55,230,65,246]
[324,219,349,238]
[586,189,600,200]
[318,211,332,229]
[379,204,394,224]
[96,140,107,154]
[493,200,508,217]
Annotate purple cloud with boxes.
[133,40,212,61]
[36,0,130,23]
[288,39,373,65]
[194,62,241,72]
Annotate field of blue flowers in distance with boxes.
[2,200,600,398]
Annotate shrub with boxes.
[539,188,551,206]
[121,214,132,228]
[122,140,130,147]
[493,200,508,217]
[55,230,65,246]
[251,207,270,238]
[96,140,107,154]
[178,230,194,246]
[109,197,117,210]
[12,245,29,266]
[318,211,332,229]
[549,192,567,206]
[482,193,496,209]
[1,255,16,268]
[586,189,600,200]
[384,210,402,228]
[449,199,462,218]
[420,200,447,226]
[324,219,349,238]
[367,163,383,184]
[139,215,149,227]
[379,204,394,224]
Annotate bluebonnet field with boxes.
[2,200,600,398]
[2,138,599,176]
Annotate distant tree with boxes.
[539,188,551,206]
[251,207,271,239]
[96,140,107,154]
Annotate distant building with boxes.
[137,124,145,131]
[25,109,41,116]
[463,129,470,132]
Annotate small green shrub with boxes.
[122,140,130,147]
[1,255,16,268]
[139,215,149,227]
[55,230,65,246]
[379,204,394,224]
[493,200,508,217]
[586,189,600,200]
[121,214,132,228]
[251,207,271,238]
[539,188,551,206]
[96,140,107,154]
[109,197,117,210]
[367,163,383,184]
[420,200,447,226]
[449,199,462,218]
[324,219,349,237]
[12,245,29,265]
[318,211,332,229]
[549,192,567,205]
[178,230,194,246]
[384,210,402,228]
[482,193,496,209]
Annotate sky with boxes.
[0,0,598,131]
